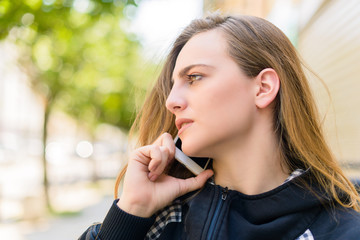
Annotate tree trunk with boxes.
[42,100,52,212]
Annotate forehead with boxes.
[173,29,229,77]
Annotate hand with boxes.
[117,132,213,217]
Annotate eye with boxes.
[187,74,202,84]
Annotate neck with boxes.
[212,116,289,195]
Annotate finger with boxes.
[153,132,168,145]
[176,169,214,197]
[153,132,174,151]
[153,132,175,165]
[147,145,171,181]
[133,145,162,171]
[146,145,163,170]
[150,146,169,177]
[158,133,175,164]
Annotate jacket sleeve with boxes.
[78,199,156,240]
[78,223,102,240]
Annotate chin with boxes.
[181,144,195,156]
[181,141,198,156]
[181,141,209,158]
[180,132,214,157]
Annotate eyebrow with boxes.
[172,64,215,82]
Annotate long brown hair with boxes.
[115,14,360,210]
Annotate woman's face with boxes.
[166,29,257,158]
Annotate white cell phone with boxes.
[174,135,205,175]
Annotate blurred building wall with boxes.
[204,0,276,18]
[0,42,44,163]
[297,0,360,164]
[0,42,45,221]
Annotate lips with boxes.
[175,118,194,135]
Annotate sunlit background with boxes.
[0,0,359,239]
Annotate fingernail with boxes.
[148,172,158,181]
[150,174,158,181]
[149,162,159,172]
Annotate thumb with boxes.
[176,169,214,197]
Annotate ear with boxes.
[254,68,280,109]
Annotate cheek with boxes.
[216,97,254,134]
[205,82,254,123]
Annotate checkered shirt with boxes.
[145,169,310,240]
[145,199,182,240]
[296,229,314,240]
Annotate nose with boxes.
[165,84,187,114]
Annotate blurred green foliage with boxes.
[0,0,151,130]
[0,0,156,209]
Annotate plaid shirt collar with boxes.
[145,169,306,240]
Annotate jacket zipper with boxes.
[206,186,228,240]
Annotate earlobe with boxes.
[255,68,280,109]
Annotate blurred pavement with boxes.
[25,195,113,240]
[0,195,113,240]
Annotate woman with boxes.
[79,14,360,240]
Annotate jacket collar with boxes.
[184,170,328,239]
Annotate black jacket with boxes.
[79,171,360,239]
